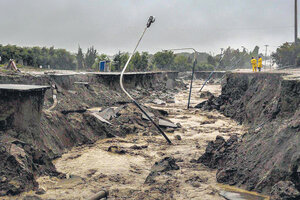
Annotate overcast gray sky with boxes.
[0,0,296,55]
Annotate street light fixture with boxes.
[120,16,172,145]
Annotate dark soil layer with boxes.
[0,71,182,196]
[196,72,300,198]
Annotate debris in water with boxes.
[145,157,180,184]
[158,119,177,128]
[107,146,126,154]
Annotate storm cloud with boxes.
[0,0,296,55]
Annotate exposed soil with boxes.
[0,72,182,196]
[4,79,250,200]
[196,72,300,199]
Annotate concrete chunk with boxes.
[0,84,50,92]
[152,99,166,105]
[159,119,177,128]
[99,108,116,120]
[142,112,155,120]
[90,112,112,125]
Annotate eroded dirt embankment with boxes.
[0,71,182,196]
[196,72,300,199]
[12,79,247,200]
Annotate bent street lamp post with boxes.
[120,16,172,144]
[163,48,197,109]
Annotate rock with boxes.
[270,181,300,200]
[157,109,168,116]
[152,99,166,105]
[216,167,238,185]
[186,176,208,187]
[107,146,126,154]
[166,98,175,103]
[142,132,150,136]
[159,119,177,128]
[197,135,238,169]
[175,135,182,140]
[176,123,182,128]
[0,136,58,196]
[86,169,97,178]
[165,128,175,133]
[200,91,214,99]
[136,85,142,91]
[67,90,77,95]
[145,157,180,184]
[166,79,175,89]
[130,145,148,150]
[195,95,223,110]
[35,188,46,195]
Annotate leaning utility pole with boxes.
[163,48,197,109]
[295,0,298,44]
[264,45,269,69]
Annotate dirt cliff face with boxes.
[0,87,58,196]
[0,71,182,196]
[196,72,300,197]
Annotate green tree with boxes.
[112,51,122,71]
[207,55,216,66]
[130,51,149,71]
[272,40,300,67]
[174,55,189,71]
[76,46,84,69]
[152,50,175,70]
[0,44,76,69]
[111,51,129,71]
[85,46,97,69]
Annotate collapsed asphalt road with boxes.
[6,79,262,200]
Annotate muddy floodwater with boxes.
[13,80,268,200]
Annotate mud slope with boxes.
[197,72,300,197]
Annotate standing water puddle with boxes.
[219,184,269,200]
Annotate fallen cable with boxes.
[199,54,226,94]
[119,16,172,144]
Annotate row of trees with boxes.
[0,44,219,72]
[5,43,295,71]
[0,44,76,69]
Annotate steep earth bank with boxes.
[196,72,300,199]
[12,79,247,200]
[0,71,182,196]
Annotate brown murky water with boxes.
[13,80,267,200]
